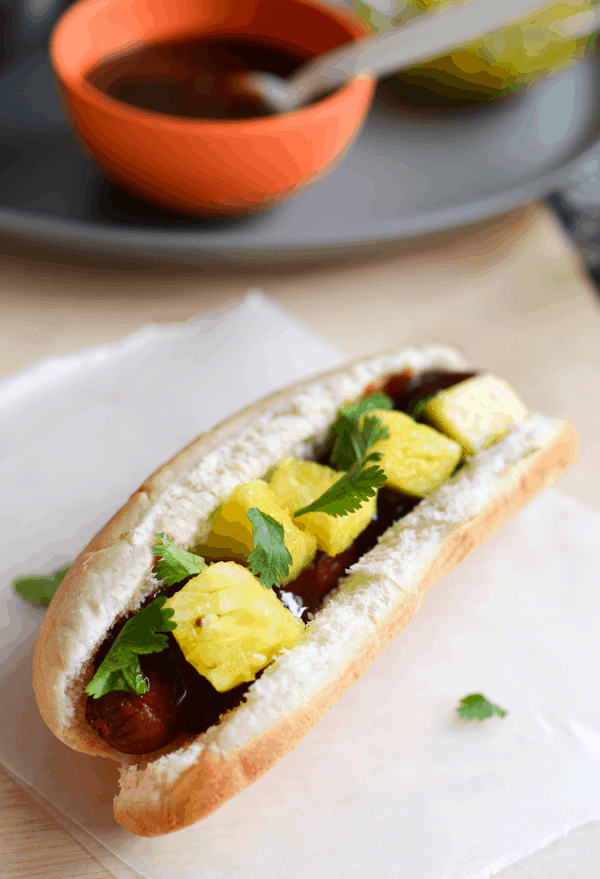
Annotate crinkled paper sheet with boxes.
[1,291,599,879]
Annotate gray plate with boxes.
[1,38,599,263]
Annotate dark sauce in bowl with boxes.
[87,36,313,120]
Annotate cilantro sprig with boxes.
[291,392,391,521]
[247,508,293,589]
[294,453,387,519]
[329,413,389,471]
[152,533,206,586]
[13,565,70,606]
[337,391,393,424]
[457,693,507,721]
[328,392,392,470]
[85,597,176,699]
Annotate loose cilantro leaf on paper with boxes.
[457,694,507,721]
[152,533,206,586]
[85,597,176,699]
[328,393,392,470]
[247,508,293,589]
[294,456,387,519]
[13,565,70,606]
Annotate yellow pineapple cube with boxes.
[198,479,316,584]
[367,409,462,497]
[267,457,376,557]
[165,562,305,691]
[423,374,529,456]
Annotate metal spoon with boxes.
[234,0,600,114]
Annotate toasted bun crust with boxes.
[32,348,579,836]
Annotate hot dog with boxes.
[32,345,578,836]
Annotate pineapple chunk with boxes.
[423,374,529,455]
[367,409,462,497]
[267,457,377,557]
[165,562,305,691]
[198,479,316,584]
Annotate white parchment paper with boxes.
[1,292,599,879]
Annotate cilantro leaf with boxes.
[339,391,393,422]
[406,396,432,420]
[247,507,293,589]
[13,565,70,606]
[329,409,389,470]
[328,414,366,470]
[85,597,176,699]
[327,392,392,471]
[360,414,389,450]
[152,533,206,586]
[294,459,386,519]
[457,693,507,721]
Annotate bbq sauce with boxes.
[87,36,313,120]
[382,370,477,415]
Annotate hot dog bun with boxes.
[32,346,579,836]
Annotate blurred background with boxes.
[1,0,600,265]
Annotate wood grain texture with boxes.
[0,766,111,879]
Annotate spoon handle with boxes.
[290,0,590,104]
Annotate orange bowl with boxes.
[50,0,375,216]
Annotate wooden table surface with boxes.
[2,202,600,878]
